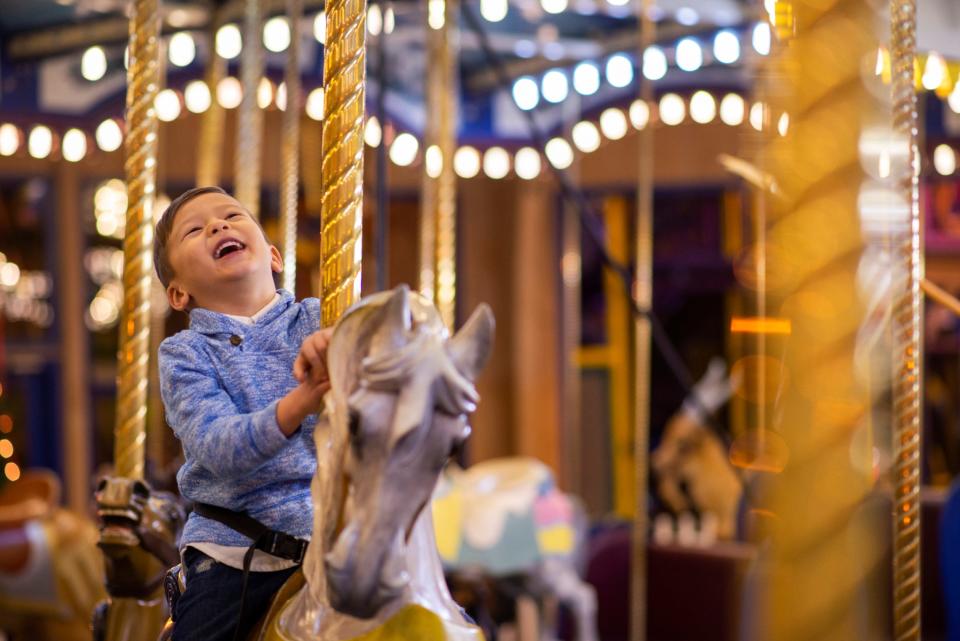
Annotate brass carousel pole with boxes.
[196,14,227,187]
[235,0,265,218]
[890,0,922,638]
[631,1,654,640]
[114,0,161,481]
[320,0,367,324]
[280,0,303,293]
[421,0,459,327]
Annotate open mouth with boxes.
[214,238,246,259]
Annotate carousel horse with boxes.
[0,468,105,641]
[651,357,742,540]
[93,475,186,641]
[228,285,494,641]
[431,458,598,641]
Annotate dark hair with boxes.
[154,186,229,288]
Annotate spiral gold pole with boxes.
[764,1,886,639]
[890,1,922,638]
[631,0,654,637]
[320,0,366,325]
[421,0,459,328]
[280,0,303,293]
[235,0,265,218]
[114,0,161,480]
[196,19,227,187]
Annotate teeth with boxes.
[216,240,243,258]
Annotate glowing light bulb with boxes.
[599,108,628,140]
[61,128,87,162]
[573,62,600,96]
[545,137,574,169]
[689,91,716,124]
[28,126,53,159]
[642,46,667,81]
[428,0,446,29]
[934,144,956,176]
[425,145,443,178]
[184,81,211,114]
[276,82,287,111]
[542,70,569,103]
[513,76,540,111]
[96,119,123,152]
[541,0,568,14]
[481,0,508,22]
[675,38,702,72]
[606,54,634,88]
[454,146,481,178]
[365,116,382,147]
[922,52,946,91]
[217,77,243,109]
[169,32,196,66]
[155,89,182,122]
[390,133,419,166]
[750,102,766,131]
[949,84,960,115]
[719,93,745,126]
[0,124,20,156]
[368,5,383,36]
[81,46,107,81]
[659,93,685,126]
[777,112,790,136]
[630,100,650,129]
[216,24,242,59]
[306,88,325,120]
[483,147,511,179]
[752,22,771,56]
[572,121,601,153]
[263,16,291,53]
[713,30,740,64]
[257,78,274,109]
[515,147,541,179]
[314,12,327,44]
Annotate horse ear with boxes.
[448,303,495,380]
[370,285,412,356]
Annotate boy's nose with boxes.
[208,221,231,235]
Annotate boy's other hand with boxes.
[294,328,334,387]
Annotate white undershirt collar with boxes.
[224,292,282,326]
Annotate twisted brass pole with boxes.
[320,0,366,325]
[235,0,265,217]
[280,0,303,293]
[196,19,227,187]
[421,0,459,328]
[891,1,922,638]
[114,0,161,480]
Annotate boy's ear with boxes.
[269,245,284,275]
[166,282,191,312]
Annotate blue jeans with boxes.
[172,548,298,641]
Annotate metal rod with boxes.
[196,17,227,187]
[374,1,389,292]
[280,0,303,293]
[235,0,265,218]
[114,0,161,480]
[891,1,922,638]
[320,0,366,325]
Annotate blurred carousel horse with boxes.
[155,286,494,641]
[0,468,105,641]
[651,357,743,540]
[93,475,185,641]
[432,458,598,641]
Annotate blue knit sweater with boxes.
[158,290,319,549]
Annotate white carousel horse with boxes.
[254,285,495,641]
[650,357,742,540]
[432,458,598,641]
[0,468,106,641]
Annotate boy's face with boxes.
[165,192,282,312]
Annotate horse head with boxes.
[321,285,494,619]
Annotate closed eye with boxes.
[226,212,243,220]
[182,226,201,239]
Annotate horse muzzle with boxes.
[325,526,410,619]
